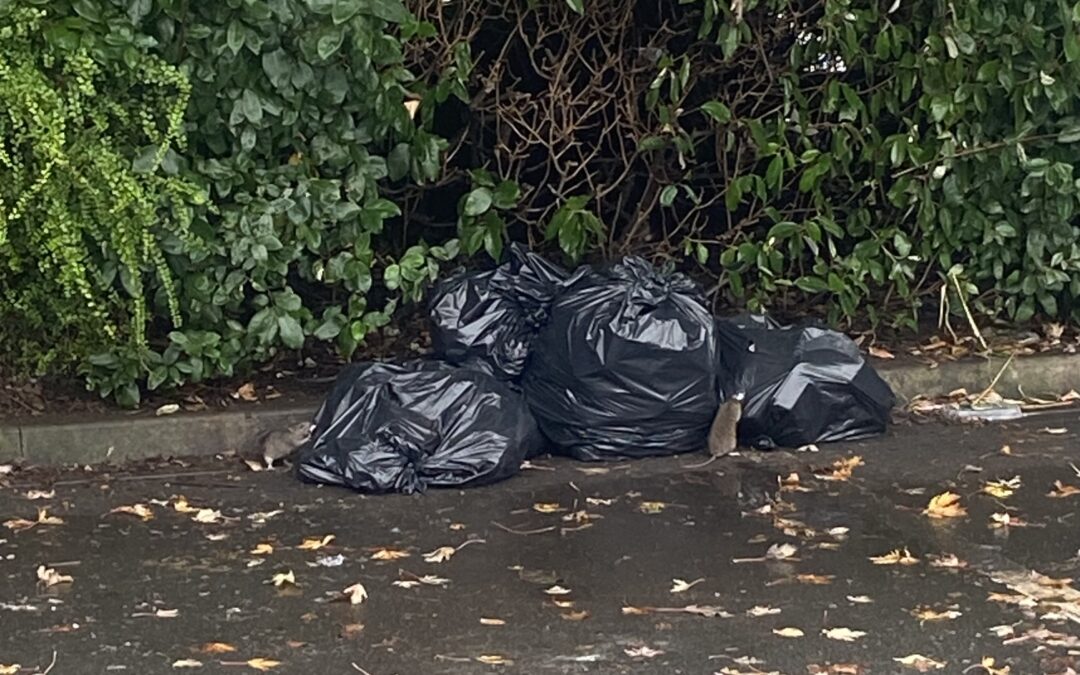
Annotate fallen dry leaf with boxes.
[923,492,967,519]
[338,623,364,639]
[242,658,281,671]
[586,497,614,506]
[135,608,179,618]
[912,607,962,623]
[561,610,589,621]
[205,533,228,542]
[893,654,945,671]
[248,510,283,524]
[109,504,154,521]
[172,497,199,513]
[1047,480,1080,498]
[550,598,574,608]
[250,543,274,556]
[846,595,873,604]
[869,345,895,359]
[532,502,564,513]
[403,99,421,119]
[670,578,704,593]
[392,580,421,589]
[928,553,968,568]
[638,501,668,514]
[796,573,834,585]
[822,627,866,641]
[172,659,203,668]
[344,583,367,605]
[191,509,223,524]
[621,604,731,618]
[200,643,236,654]
[370,548,410,561]
[475,655,512,665]
[980,657,1010,675]
[982,476,1021,499]
[807,665,863,675]
[989,512,1030,528]
[544,585,571,596]
[0,665,19,674]
[869,548,919,566]
[624,645,663,658]
[767,542,798,560]
[269,571,295,588]
[816,455,864,481]
[25,489,55,500]
[243,459,266,473]
[480,617,505,626]
[36,565,73,587]
[747,605,781,617]
[423,546,456,563]
[1040,427,1068,435]
[298,535,335,551]
[234,383,258,401]
[156,403,181,416]
[773,626,804,638]
[4,507,64,531]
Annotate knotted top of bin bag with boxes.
[428,244,582,380]
[723,320,896,449]
[523,257,719,461]
[296,361,546,494]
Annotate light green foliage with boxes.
[1,0,459,406]
[0,3,196,387]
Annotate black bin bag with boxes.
[719,317,895,449]
[296,361,545,493]
[428,244,580,380]
[523,257,719,460]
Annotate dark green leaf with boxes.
[277,315,305,349]
[464,188,493,216]
[317,28,345,59]
[366,0,410,23]
[700,101,732,124]
[332,0,361,24]
[240,89,262,124]
[565,0,584,13]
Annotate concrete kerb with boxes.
[0,353,1076,465]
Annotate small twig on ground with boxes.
[454,538,485,552]
[41,650,58,675]
[491,521,557,536]
[350,664,373,675]
[971,352,1015,406]
[950,272,989,352]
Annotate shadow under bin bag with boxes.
[523,257,719,460]
[719,317,895,449]
[428,243,580,380]
[296,361,545,493]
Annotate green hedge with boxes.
[2,0,1080,406]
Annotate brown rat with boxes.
[259,422,312,469]
[684,394,743,469]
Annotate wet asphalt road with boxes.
[1,412,1079,674]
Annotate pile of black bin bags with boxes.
[296,245,895,493]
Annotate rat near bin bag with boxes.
[296,361,545,493]
[428,243,581,380]
[718,316,895,449]
[524,257,720,461]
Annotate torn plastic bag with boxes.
[523,257,719,460]
[718,317,895,449]
[428,243,580,380]
[296,361,545,493]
